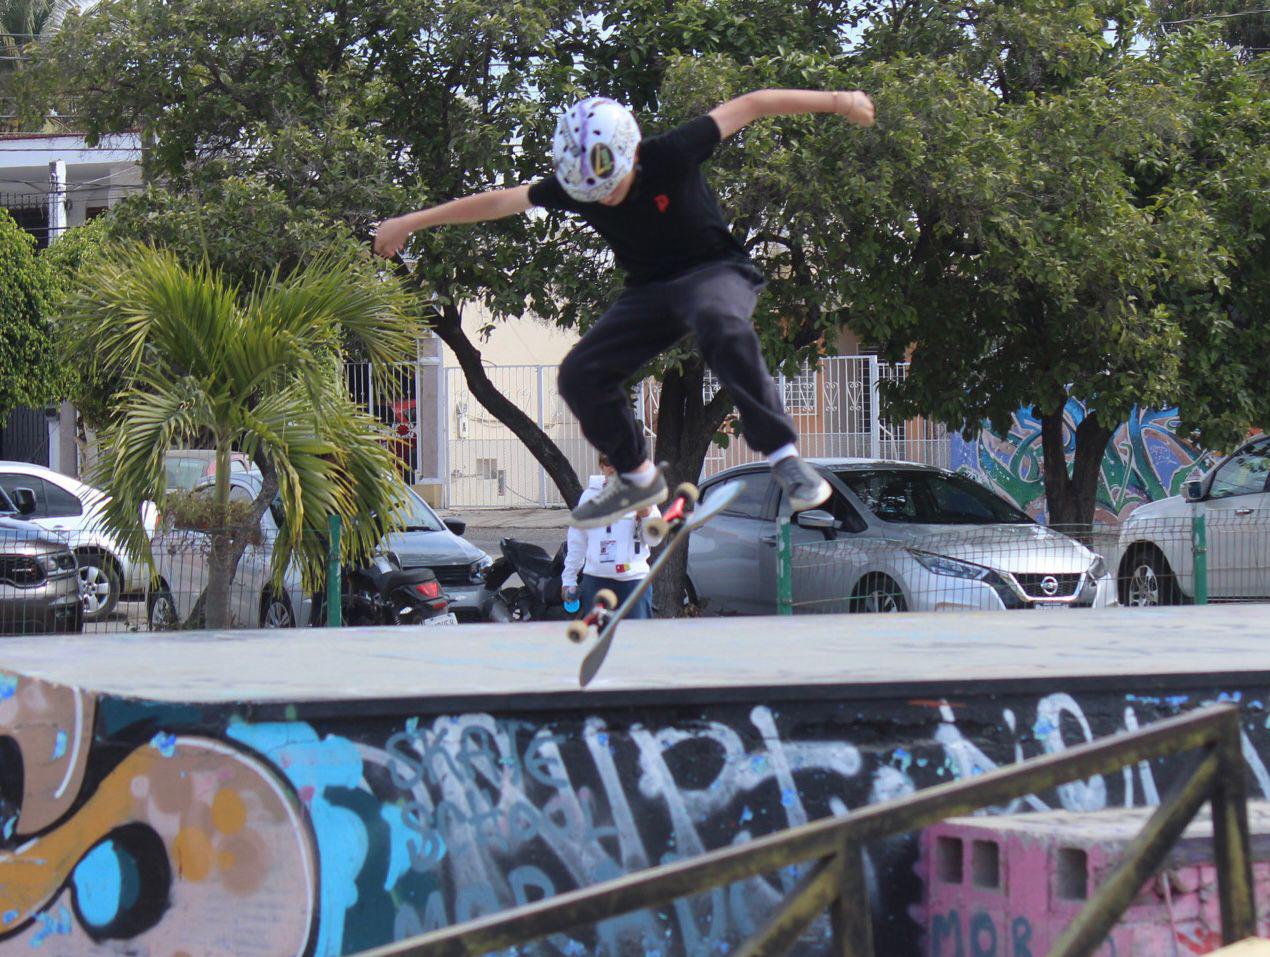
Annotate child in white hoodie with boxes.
[561,455,660,619]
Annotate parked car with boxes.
[0,461,156,622]
[380,487,492,622]
[0,486,83,634]
[162,449,254,492]
[148,471,314,630]
[1117,434,1269,605]
[149,471,489,628]
[687,459,1115,614]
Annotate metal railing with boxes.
[355,705,1255,957]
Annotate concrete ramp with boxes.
[0,604,1266,955]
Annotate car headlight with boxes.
[910,550,993,580]
[470,554,493,583]
[1088,555,1108,579]
[41,552,77,575]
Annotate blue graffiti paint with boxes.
[29,905,72,947]
[227,721,367,957]
[51,730,66,760]
[379,804,416,892]
[148,732,176,757]
[72,841,123,928]
[0,673,16,702]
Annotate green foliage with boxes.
[0,210,61,416]
[62,244,421,626]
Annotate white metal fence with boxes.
[436,356,950,509]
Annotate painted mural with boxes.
[951,402,1216,524]
[2,673,1270,955]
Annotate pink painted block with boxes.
[919,802,1270,956]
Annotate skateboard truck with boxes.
[565,588,619,644]
[641,482,700,547]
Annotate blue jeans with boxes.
[580,574,653,620]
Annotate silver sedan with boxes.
[686,459,1116,614]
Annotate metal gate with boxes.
[441,356,950,509]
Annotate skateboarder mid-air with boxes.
[375,88,877,528]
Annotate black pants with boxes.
[558,262,798,474]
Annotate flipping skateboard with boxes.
[567,478,743,687]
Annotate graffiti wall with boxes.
[3,670,1270,955]
[951,401,1215,524]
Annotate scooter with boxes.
[481,537,569,622]
[342,551,455,626]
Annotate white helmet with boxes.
[551,97,641,203]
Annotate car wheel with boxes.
[147,585,181,631]
[76,550,121,622]
[1120,545,1181,607]
[260,592,295,628]
[849,573,908,613]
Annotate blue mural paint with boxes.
[72,841,122,928]
[227,721,368,957]
[951,400,1212,522]
[0,673,16,702]
[51,730,67,760]
[379,804,416,892]
[148,732,176,757]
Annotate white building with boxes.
[0,133,143,474]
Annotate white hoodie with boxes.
[562,474,661,587]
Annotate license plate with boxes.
[1032,602,1067,610]
[424,613,459,626]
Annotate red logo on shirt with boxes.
[653,194,670,213]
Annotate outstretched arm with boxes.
[373,185,533,258]
[709,88,875,139]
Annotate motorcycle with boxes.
[339,551,456,626]
[481,537,569,622]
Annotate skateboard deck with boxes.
[572,479,742,687]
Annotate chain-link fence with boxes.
[0,520,469,637]
[781,508,1269,615]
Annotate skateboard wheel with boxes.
[643,517,669,546]
[565,621,589,644]
[595,589,619,611]
[674,482,700,505]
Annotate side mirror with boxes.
[795,509,837,530]
[12,487,37,515]
[1182,479,1205,503]
[444,519,467,536]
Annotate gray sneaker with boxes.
[569,470,668,528]
[772,456,831,512]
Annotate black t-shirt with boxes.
[527,115,752,285]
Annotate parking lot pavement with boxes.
[438,508,571,559]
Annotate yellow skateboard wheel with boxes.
[565,621,589,644]
[595,589,619,611]
[643,517,670,546]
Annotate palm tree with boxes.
[1,0,76,130]
[62,243,421,629]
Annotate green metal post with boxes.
[1192,511,1208,606]
[327,514,343,627]
[777,511,793,616]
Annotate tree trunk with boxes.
[202,466,280,629]
[650,356,734,616]
[430,300,583,507]
[1038,405,1114,532]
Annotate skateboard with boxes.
[567,479,743,687]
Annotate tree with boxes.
[16,0,591,505]
[0,209,61,418]
[61,243,421,628]
[1,0,75,129]
[832,0,1269,526]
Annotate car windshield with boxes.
[399,487,445,532]
[836,469,1031,525]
